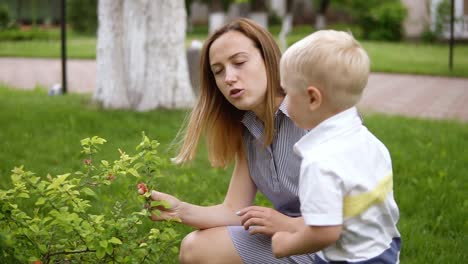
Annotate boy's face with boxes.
[282,79,316,130]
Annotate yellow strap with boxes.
[343,173,393,218]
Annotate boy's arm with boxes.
[272,224,342,258]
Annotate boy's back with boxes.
[294,107,401,262]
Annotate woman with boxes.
[150,18,314,263]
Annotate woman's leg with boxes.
[179,227,243,264]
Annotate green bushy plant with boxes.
[0,28,60,41]
[342,0,407,41]
[0,133,180,263]
[0,4,11,30]
[68,0,98,34]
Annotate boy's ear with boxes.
[306,86,322,111]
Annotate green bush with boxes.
[68,0,97,34]
[0,28,60,41]
[0,134,181,263]
[342,0,407,41]
[0,4,11,30]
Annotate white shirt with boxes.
[294,107,401,262]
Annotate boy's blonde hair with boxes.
[280,30,370,110]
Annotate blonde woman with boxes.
[150,18,314,263]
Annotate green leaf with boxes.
[35,197,46,205]
[38,243,48,253]
[80,138,91,146]
[17,193,30,198]
[106,244,113,255]
[92,136,107,145]
[96,247,105,259]
[11,166,24,175]
[28,256,41,262]
[81,187,97,197]
[109,237,122,245]
[29,176,40,185]
[99,240,108,248]
[29,224,39,233]
[127,168,140,177]
[150,200,171,209]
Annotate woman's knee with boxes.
[179,228,242,264]
[179,230,205,264]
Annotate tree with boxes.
[315,0,329,29]
[94,0,194,111]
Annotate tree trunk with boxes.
[95,0,194,111]
[279,0,295,51]
[315,0,329,29]
[249,0,269,29]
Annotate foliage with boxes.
[0,3,11,30]
[341,0,407,41]
[0,133,181,263]
[268,10,282,26]
[67,0,97,34]
[0,87,467,263]
[0,28,60,41]
[431,0,464,40]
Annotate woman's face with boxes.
[209,30,268,116]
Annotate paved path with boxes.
[1,57,467,122]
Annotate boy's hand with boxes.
[272,231,294,258]
[237,206,302,236]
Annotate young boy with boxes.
[272,30,401,263]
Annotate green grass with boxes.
[0,37,97,59]
[364,41,468,78]
[1,27,468,77]
[0,86,467,263]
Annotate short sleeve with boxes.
[299,160,344,226]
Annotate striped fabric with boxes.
[227,101,315,263]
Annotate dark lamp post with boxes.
[61,0,67,93]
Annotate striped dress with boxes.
[227,101,315,263]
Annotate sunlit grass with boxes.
[0,87,466,263]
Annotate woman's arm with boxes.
[272,224,342,258]
[150,152,257,229]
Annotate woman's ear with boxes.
[306,86,322,111]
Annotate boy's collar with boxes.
[293,107,362,157]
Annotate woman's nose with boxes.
[224,67,237,85]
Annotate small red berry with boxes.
[83,159,92,165]
[137,182,148,195]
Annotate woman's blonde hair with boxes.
[173,18,283,167]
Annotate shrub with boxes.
[431,0,464,40]
[0,133,181,263]
[0,4,11,30]
[341,0,407,41]
[67,0,98,34]
[0,28,60,41]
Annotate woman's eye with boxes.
[213,69,224,75]
[234,61,245,66]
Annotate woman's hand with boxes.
[148,190,183,221]
[236,206,300,236]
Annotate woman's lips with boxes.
[229,88,245,98]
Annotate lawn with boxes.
[0,27,468,77]
[0,86,467,263]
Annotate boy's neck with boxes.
[307,105,349,130]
